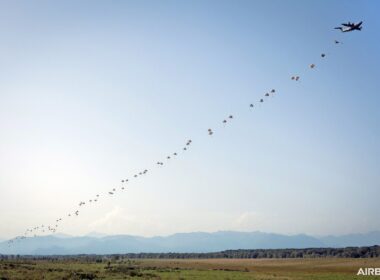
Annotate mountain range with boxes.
[1,231,379,255]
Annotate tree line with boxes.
[1,245,379,260]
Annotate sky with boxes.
[0,0,379,240]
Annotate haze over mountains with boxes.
[1,231,379,255]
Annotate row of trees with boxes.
[111,246,380,259]
[1,245,379,260]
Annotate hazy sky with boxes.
[0,0,379,239]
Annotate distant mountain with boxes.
[0,231,379,255]
[85,231,107,238]
[320,231,380,247]
[51,233,73,239]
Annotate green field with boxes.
[1,257,380,279]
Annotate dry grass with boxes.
[1,257,380,279]
[136,257,380,273]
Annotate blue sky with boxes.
[0,0,379,239]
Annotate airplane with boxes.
[335,21,363,32]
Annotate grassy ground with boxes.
[1,257,379,279]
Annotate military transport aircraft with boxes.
[335,21,363,32]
